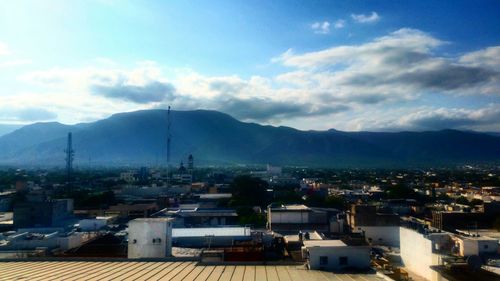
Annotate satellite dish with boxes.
[467,255,482,272]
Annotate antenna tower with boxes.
[167,106,171,188]
[65,132,74,187]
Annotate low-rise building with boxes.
[451,232,499,257]
[347,204,400,247]
[78,216,115,231]
[400,220,453,281]
[13,199,74,228]
[302,239,371,271]
[267,204,338,233]
[127,218,173,259]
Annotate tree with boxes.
[456,196,469,205]
[230,175,269,207]
[469,199,483,206]
[494,216,500,232]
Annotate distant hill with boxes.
[0,109,498,168]
[0,124,22,137]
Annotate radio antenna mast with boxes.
[65,132,74,188]
[167,106,171,188]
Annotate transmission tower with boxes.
[166,106,171,188]
[65,132,75,187]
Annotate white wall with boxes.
[58,234,83,251]
[305,246,370,271]
[457,238,500,256]
[357,226,400,247]
[128,218,172,259]
[270,211,309,224]
[400,227,444,281]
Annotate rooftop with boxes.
[303,240,347,247]
[270,204,310,211]
[172,227,251,238]
[0,261,385,280]
[130,218,174,223]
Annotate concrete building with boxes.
[79,216,114,231]
[0,230,89,252]
[451,233,499,257]
[171,227,252,247]
[267,204,337,233]
[13,199,74,228]
[347,204,400,247]
[431,201,500,231]
[109,203,158,218]
[127,218,173,258]
[165,208,238,227]
[399,222,451,281]
[302,240,371,271]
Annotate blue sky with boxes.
[0,0,499,132]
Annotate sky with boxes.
[0,0,499,132]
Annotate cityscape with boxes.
[0,1,499,281]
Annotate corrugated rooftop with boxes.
[0,261,386,280]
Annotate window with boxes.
[319,256,328,265]
[339,256,348,266]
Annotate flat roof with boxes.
[271,204,310,211]
[172,227,251,238]
[303,240,347,247]
[130,218,174,223]
[0,261,385,280]
[284,231,324,242]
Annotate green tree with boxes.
[230,175,269,207]
[494,216,500,232]
[469,199,483,206]
[456,196,469,205]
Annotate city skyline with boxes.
[0,0,499,132]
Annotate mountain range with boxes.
[0,109,499,168]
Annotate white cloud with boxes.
[311,21,330,34]
[396,105,500,131]
[273,28,498,101]
[0,107,57,123]
[0,59,31,68]
[0,42,10,56]
[459,46,500,71]
[351,11,380,23]
[8,28,500,132]
[334,19,345,29]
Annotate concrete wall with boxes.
[457,238,499,256]
[304,246,370,271]
[270,211,309,224]
[127,218,172,259]
[357,226,400,247]
[400,227,445,281]
[477,240,499,255]
[57,234,84,251]
[79,219,108,231]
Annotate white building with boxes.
[400,226,450,281]
[347,204,400,247]
[356,225,400,247]
[452,234,499,257]
[79,216,114,231]
[127,218,173,259]
[267,204,332,232]
[302,240,371,271]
